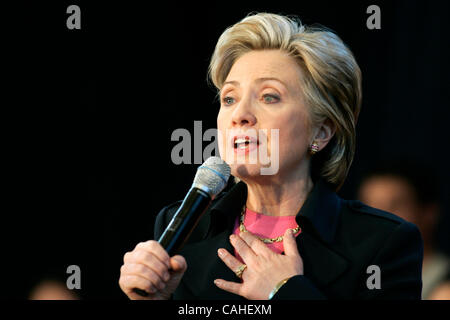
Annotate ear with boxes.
[312,119,336,151]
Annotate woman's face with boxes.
[217,49,313,182]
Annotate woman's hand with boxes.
[119,240,187,300]
[214,229,303,300]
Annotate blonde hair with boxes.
[208,12,362,191]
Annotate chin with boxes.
[231,163,262,179]
[231,163,281,185]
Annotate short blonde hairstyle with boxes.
[208,12,362,191]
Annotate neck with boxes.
[244,171,314,217]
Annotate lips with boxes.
[232,134,259,152]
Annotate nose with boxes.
[231,95,257,127]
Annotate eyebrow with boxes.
[222,77,288,88]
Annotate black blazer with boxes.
[154,179,423,300]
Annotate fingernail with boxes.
[214,279,221,286]
[217,249,224,257]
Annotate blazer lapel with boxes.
[297,231,349,289]
[179,227,244,300]
[294,179,350,289]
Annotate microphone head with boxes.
[192,157,231,198]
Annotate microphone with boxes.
[158,156,231,254]
[133,156,231,297]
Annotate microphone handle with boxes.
[133,187,212,297]
[158,187,211,254]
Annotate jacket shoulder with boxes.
[153,189,230,242]
[153,188,230,233]
[338,199,421,246]
[344,199,408,225]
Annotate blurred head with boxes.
[28,279,79,300]
[209,12,362,190]
[428,281,450,300]
[358,160,440,243]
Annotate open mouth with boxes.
[233,136,259,151]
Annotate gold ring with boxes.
[235,264,247,279]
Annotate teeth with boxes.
[235,143,247,149]
[234,137,257,149]
[235,138,249,144]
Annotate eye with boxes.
[222,96,235,106]
[262,94,280,104]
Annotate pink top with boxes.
[232,207,301,263]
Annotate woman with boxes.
[119,12,423,300]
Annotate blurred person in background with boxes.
[28,276,80,300]
[427,281,450,300]
[358,160,450,299]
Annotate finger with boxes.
[283,229,300,257]
[129,250,170,280]
[119,274,157,295]
[229,234,256,264]
[121,263,167,290]
[135,241,171,269]
[127,289,151,300]
[217,248,244,275]
[170,255,187,273]
[239,231,273,257]
[214,279,243,296]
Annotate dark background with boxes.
[5,0,449,299]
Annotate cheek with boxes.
[216,108,230,132]
[217,108,224,129]
[217,110,228,157]
[276,113,310,156]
